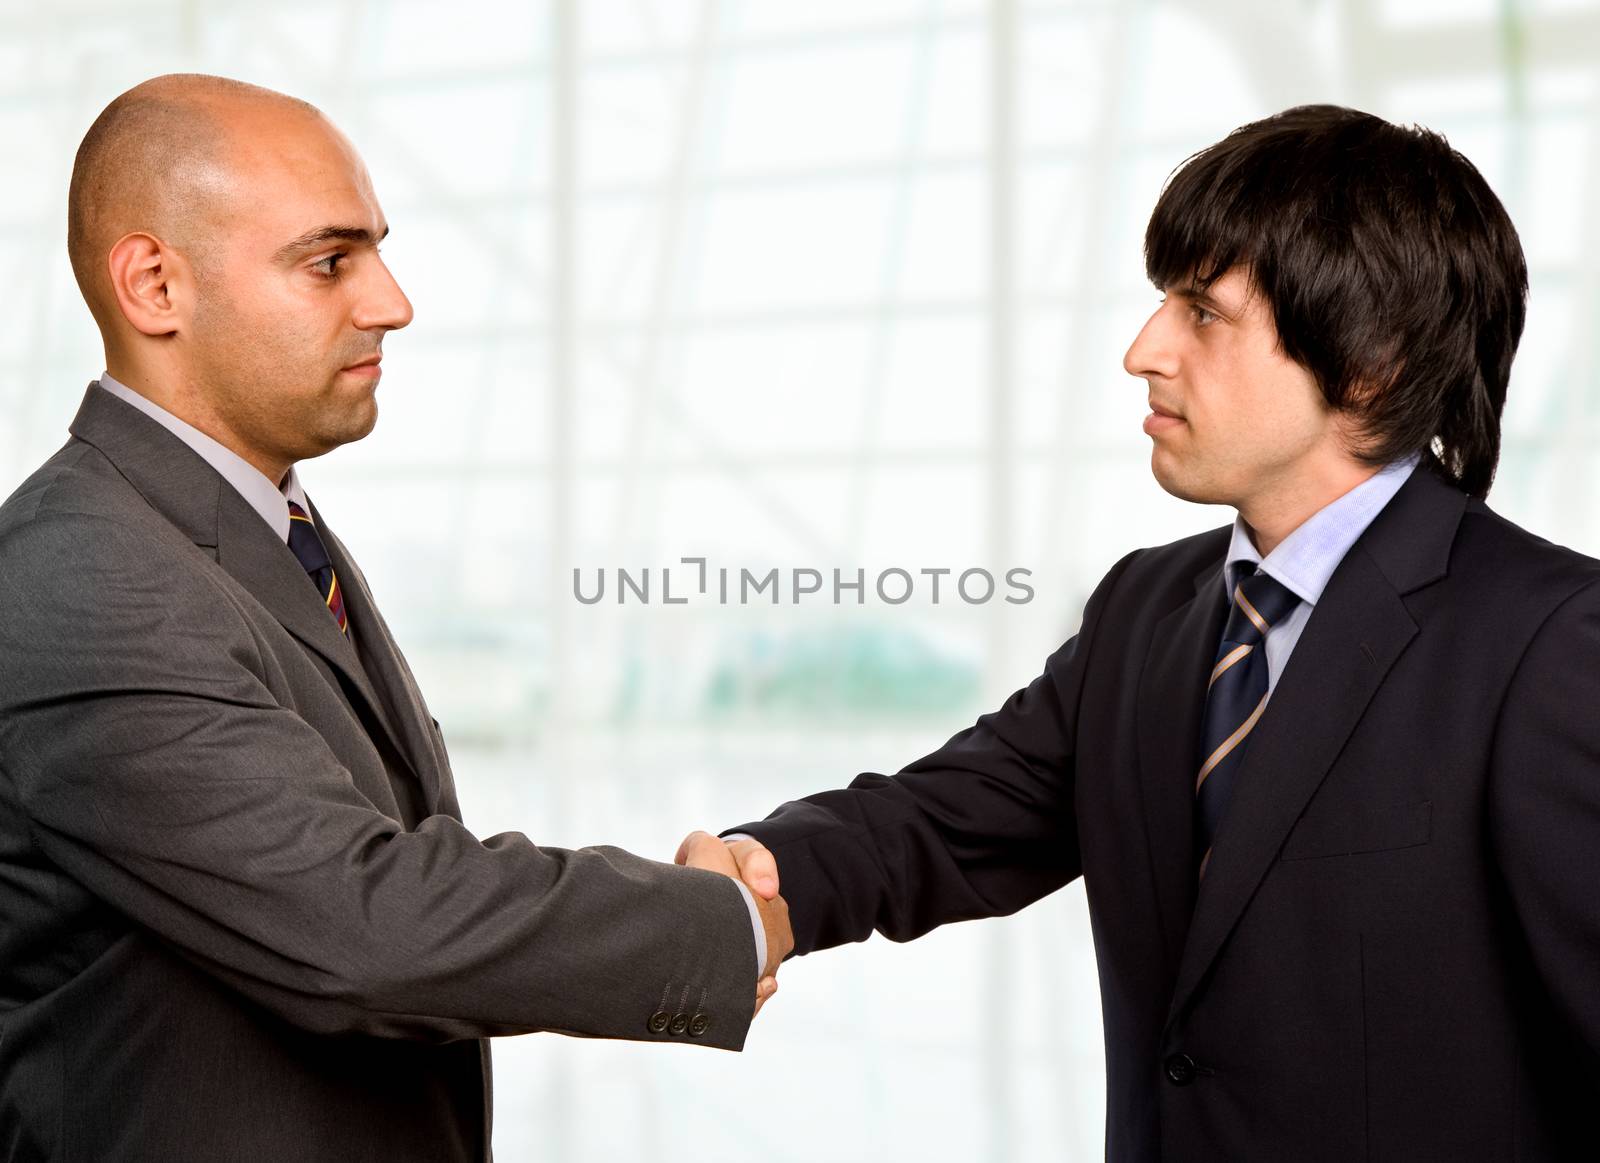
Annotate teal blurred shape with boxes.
[704,624,979,721]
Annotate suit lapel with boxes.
[209,487,423,785]
[67,385,431,810]
[312,509,449,818]
[1163,547,1415,1026]
[1135,558,1228,980]
[211,484,359,676]
[1163,463,1467,1030]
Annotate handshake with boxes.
[675,831,794,1019]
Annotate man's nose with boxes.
[354,257,414,333]
[1123,306,1177,382]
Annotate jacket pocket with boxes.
[1280,799,1431,861]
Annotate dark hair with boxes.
[1144,104,1527,499]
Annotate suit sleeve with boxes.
[0,512,757,1049]
[1488,577,1600,1063]
[725,549,1140,957]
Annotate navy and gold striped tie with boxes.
[1195,568,1300,879]
[286,500,349,634]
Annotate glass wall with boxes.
[6,1,1598,1157]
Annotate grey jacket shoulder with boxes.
[1,438,103,525]
[3,435,185,538]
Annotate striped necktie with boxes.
[1195,567,1300,879]
[286,499,349,634]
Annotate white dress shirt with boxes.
[98,373,310,539]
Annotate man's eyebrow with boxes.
[1166,281,1229,312]
[272,224,390,262]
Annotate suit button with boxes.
[689,1014,710,1037]
[647,1011,671,1034]
[1164,1053,1198,1086]
[669,1013,689,1036]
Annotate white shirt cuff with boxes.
[732,878,768,981]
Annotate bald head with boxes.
[65,73,410,484]
[66,74,322,326]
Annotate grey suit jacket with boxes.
[0,385,755,1161]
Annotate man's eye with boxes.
[312,253,345,277]
[1191,304,1217,325]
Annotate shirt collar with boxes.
[96,373,309,544]
[1223,452,1422,607]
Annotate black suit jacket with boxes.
[0,386,756,1161]
[735,461,1600,1160]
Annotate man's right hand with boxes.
[675,831,792,1015]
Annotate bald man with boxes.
[0,74,789,1160]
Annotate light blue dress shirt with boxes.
[1221,452,1421,696]
[95,374,769,981]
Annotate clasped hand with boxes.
[674,831,792,1018]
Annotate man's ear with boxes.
[106,231,190,337]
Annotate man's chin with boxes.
[354,398,379,439]
[1149,453,1221,506]
[301,403,379,459]
[341,410,379,449]
[341,390,380,435]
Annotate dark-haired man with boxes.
[681,105,1600,1159]
[0,74,790,1160]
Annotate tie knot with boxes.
[1222,568,1300,646]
